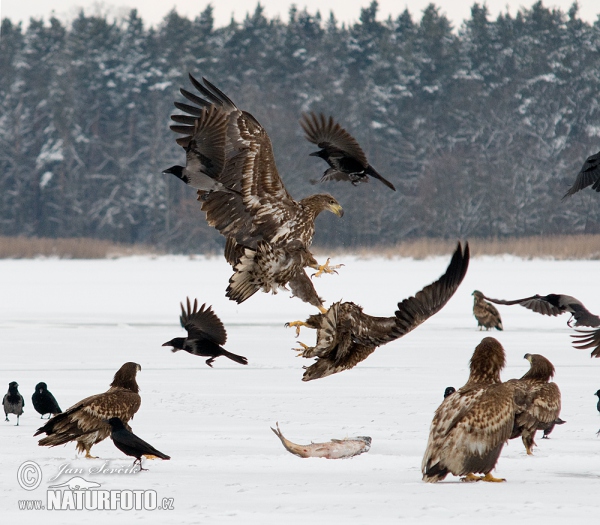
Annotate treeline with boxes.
[1,1,599,252]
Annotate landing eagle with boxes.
[166,75,344,311]
[288,242,469,381]
[34,362,141,458]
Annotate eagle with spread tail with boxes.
[288,242,469,381]
[166,75,344,311]
[422,337,528,483]
[34,362,141,458]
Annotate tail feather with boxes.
[222,350,248,365]
[366,166,396,191]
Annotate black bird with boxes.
[482,293,600,328]
[300,112,396,191]
[3,381,24,425]
[107,417,170,471]
[443,387,456,398]
[32,382,62,419]
[596,390,600,414]
[562,150,600,199]
[542,418,566,439]
[162,298,248,367]
[571,328,600,358]
[164,104,241,197]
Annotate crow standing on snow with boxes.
[300,112,396,191]
[32,382,62,419]
[3,381,24,425]
[163,298,248,367]
[107,417,170,471]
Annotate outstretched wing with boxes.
[571,328,600,358]
[300,112,368,167]
[392,241,470,339]
[171,74,298,247]
[180,297,227,345]
[483,294,563,317]
[562,151,600,199]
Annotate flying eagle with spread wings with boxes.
[300,112,396,191]
[509,353,561,455]
[287,242,469,381]
[481,292,600,328]
[562,150,600,199]
[422,337,528,483]
[165,75,344,311]
[34,362,141,458]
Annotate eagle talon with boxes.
[480,472,506,482]
[294,341,313,357]
[311,258,344,279]
[460,473,483,482]
[285,320,310,337]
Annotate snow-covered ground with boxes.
[1,253,600,523]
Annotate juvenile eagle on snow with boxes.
[300,112,396,190]
[34,362,141,458]
[162,297,248,367]
[422,337,528,483]
[166,75,344,311]
[288,242,469,381]
[562,150,600,199]
[508,353,561,455]
[472,290,503,331]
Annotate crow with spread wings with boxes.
[287,242,469,381]
[165,75,344,312]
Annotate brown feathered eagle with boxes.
[34,362,141,458]
[472,290,503,331]
[166,75,344,312]
[508,353,561,455]
[287,242,469,381]
[422,337,528,483]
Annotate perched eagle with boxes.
[509,353,561,455]
[34,362,141,458]
[166,75,344,311]
[472,290,503,331]
[107,417,170,471]
[3,381,24,425]
[422,337,529,483]
[300,112,396,191]
[288,242,469,381]
[562,150,600,199]
[162,297,248,367]
[32,382,62,419]
[481,293,600,328]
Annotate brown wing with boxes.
[562,150,600,199]
[171,75,299,247]
[473,299,502,327]
[36,388,141,446]
[483,294,564,316]
[300,112,368,167]
[571,328,600,357]
[180,297,227,345]
[422,382,518,482]
[515,382,561,431]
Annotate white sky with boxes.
[1,0,599,30]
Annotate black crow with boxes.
[32,382,62,419]
[482,293,600,328]
[107,417,170,471]
[3,381,24,425]
[163,298,248,367]
[472,291,503,331]
[300,112,396,191]
[542,418,566,439]
[562,150,600,199]
[443,387,456,398]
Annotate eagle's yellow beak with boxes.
[330,203,344,217]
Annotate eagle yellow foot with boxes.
[480,472,506,482]
[311,258,344,278]
[143,454,158,460]
[285,320,310,337]
[460,473,483,482]
[294,341,313,357]
[84,452,98,459]
[318,305,328,314]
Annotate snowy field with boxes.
[1,252,600,523]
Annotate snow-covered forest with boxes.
[1,1,599,251]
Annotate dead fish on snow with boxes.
[271,422,371,459]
